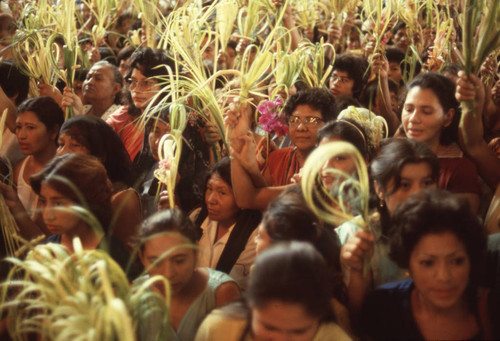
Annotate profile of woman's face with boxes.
[409,231,471,310]
[250,300,320,341]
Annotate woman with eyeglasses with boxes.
[105,47,174,163]
[264,88,338,186]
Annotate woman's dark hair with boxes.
[137,208,202,250]
[90,60,123,104]
[334,95,362,113]
[360,79,399,109]
[317,119,368,159]
[17,96,65,143]
[0,61,29,105]
[403,72,460,145]
[124,47,175,116]
[262,185,347,305]
[248,242,336,322]
[372,138,439,194]
[117,45,136,65]
[370,138,439,228]
[205,156,232,189]
[283,88,338,123]
[59,115,133,187]
[390,189,486,285]
[31,153,113,231]
[331,53,370,99]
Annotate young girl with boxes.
[137,208,240,341]
[339,138,439,312]
[30,153,137,277]
[195,242,352,341]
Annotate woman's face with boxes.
[148,120,171,161]
[319,137,358,190]
[251,300,320,341]
[255,222,272,255]
[39,183,84,236]
[410,231,471,310]
[57,132,90,156]
[289,104,325,153]
[329,70,354,98]
[140,232,196,296]
[129,68,162,111]
[15,111,56,156]
[377,162,436,216]
[83,64,121,104]
[402,87,454,149]
[393,27,411,51]
[205,173,240,226]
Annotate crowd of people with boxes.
[0,0,499,340]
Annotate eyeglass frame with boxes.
[288,115,325,127]
[126,77,158,91]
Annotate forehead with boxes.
[207,173,230,188]
[40,182,65,198]
[412,231,468,257]
[131,68,147,79]
[292,104,322,118]
[17,110,41,122]
[89,64,113,76]
[332,69,350,78]
[143,233,193,256]
[404,86,440,105]
[400,162,433,178]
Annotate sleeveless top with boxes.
[17,157,38,219]
[137,267,236,341]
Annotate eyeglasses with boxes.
[288,116,324,127]
[330,74,352,84]
[127,77,157,90]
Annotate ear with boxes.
[443,108,455,128]
[374,181,384,201]
[50,125,60,142]
[112,83,121,97]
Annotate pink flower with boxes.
[257,96,289,137]
[159,158,171,170]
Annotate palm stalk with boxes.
[460,0,500,114]
[299,39,334,88]
[0,109,20,257]
[216,0,239,51]
[1,240,171,341]
[301,141,370,227]
[82,0,120,48]
[133,0,161,49]
[237,0,271,41]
